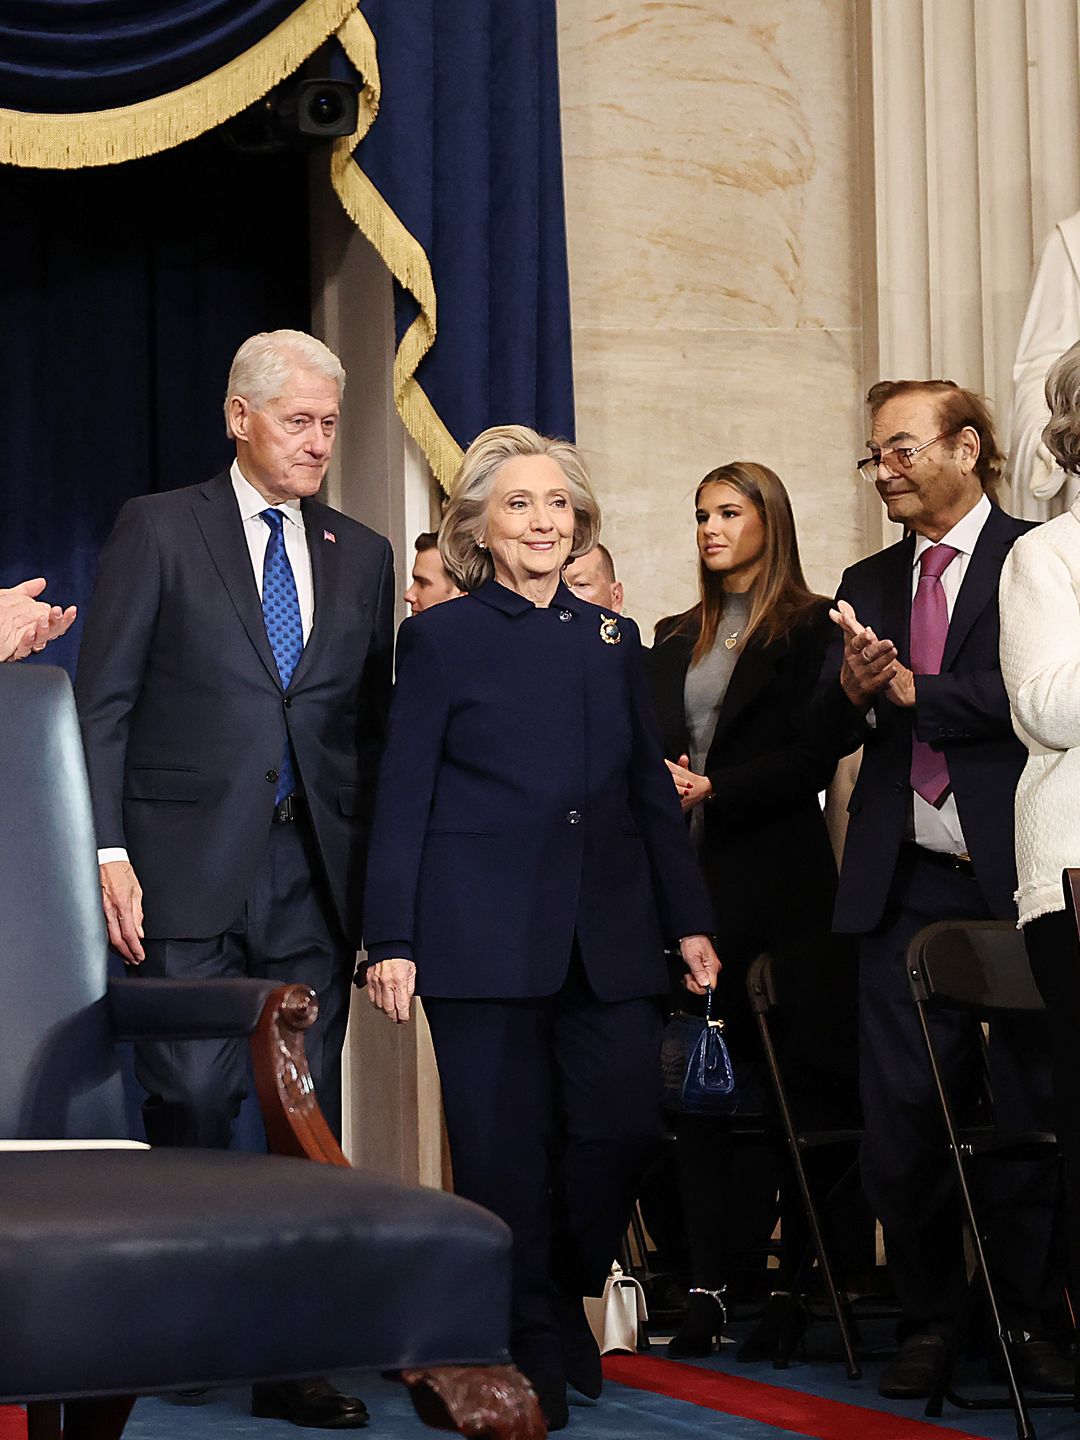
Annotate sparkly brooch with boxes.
[599,614,621,645]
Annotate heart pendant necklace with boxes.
[724,630,740,650]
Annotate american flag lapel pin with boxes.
[323,529,336,543]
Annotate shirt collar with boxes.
[471,577,582,615]
[230,460,305,530]
[912,491,991,565]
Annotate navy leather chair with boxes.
[0,666,542,1440]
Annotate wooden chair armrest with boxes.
[250,985,348,1167]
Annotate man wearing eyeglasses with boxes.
[812,380,1069,1399]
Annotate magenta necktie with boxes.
[909,543,959,808]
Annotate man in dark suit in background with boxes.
[813,380,1069,1399]
[75,330,394,1430]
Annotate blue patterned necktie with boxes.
[260,509,304,804]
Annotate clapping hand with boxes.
[0,578,77,663]
[830,599,899,709]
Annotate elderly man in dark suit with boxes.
[812,379,1069,1400]
[75,330,394,1430]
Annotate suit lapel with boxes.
[191,473,280,687]
[288,500,342,690]
[881,534,915,665]
[942,507,1011,670]
[707,641,777,760]
[650,632,693,757]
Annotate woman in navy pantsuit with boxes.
[361,426,718,1430]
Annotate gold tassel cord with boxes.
[0,0,359,170]
[331,11,464,493]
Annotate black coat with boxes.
[810,503,1034,934]
[362,579,713,1001]
[645,600,840,958]
[75,471,395,945]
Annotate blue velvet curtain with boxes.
[0,0,300,109]
[352,0,576,453]
[0,135,310,675]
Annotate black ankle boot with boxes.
[667,1287,727,1359]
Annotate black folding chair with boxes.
[746,953,864,1379]
[907,919,1071,1440]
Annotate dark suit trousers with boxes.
[135,815,354,1147]
[859,847,1062,1333]
[423,956,664,1371]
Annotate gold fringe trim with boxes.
[330,12,464,492]
[0,0,358,170]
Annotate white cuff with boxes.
[97,848,129,865]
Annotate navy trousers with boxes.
[135,814,354,1147]
[858,846,1062,1333]
[424,956,664,1372]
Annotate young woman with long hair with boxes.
[647,461,861,1358]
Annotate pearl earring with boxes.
[477,538,486,549]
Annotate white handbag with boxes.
[583,1262,648,1354]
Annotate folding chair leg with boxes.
[915,1006,1037,1440]
[754,1012,862,1380]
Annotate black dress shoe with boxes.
[251,1377,369,1429]
[994,1337,1074,1394]
[878,1331,947,1399]
[554,1294,603,1399]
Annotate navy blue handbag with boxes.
[660,986,739,1116]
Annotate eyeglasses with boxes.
[856,430,957,480]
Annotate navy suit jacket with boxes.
[362,579,714,1001]
[75,471,395,945]
[811,504,1033,934]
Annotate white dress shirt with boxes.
[911,492,991,855]
[98,462,315,866]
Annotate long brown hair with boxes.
[665,462,823,665]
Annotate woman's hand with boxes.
[679,934,721,995]
[665,753,713,811]
[365,958,417,1023]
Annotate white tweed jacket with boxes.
[999,499,1080,924]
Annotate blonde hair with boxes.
[1044,341,1080,473]
[439,426,601,592]
[224,330,345,435]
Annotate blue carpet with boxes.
[107,1345,1078,1439]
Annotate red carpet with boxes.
[603,1354,985,1439]
[0,1409,24,1440]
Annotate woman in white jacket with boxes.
[999,336,1080,1297]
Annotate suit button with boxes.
[559,610,573,622]
[567,810,581,824]
[893,782,904,793]
[266,769,278,784]
[284,696,293,709]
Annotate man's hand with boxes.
[665,753,713,811]
[366,958,417,1023]
[0,578,77,663]
[830,599,899,709]
[884,661,917,708]
[100,860,145,964]
[679,934,721,996]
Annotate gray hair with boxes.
[1044,340,1080,473]
[439,426,602,593]
[224,330,346,435]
